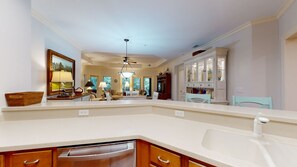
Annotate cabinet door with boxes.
[217,57,226,82]
[9,150,52,167]
[137,140,150,167]
[206,58,213,82]
[189,160,206,167]
[185,64,191,83]
[0,155,4,167]
[191,62,197,82]
[197,60,205,82]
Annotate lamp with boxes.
[84,80,94,93]
[99,82,107,98]
[99,82,107,90]
[118,39,135,78]
[51,70,73,97]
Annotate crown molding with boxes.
[276,0,296,19]
[250,16,277,25]
[31,10,83,51]
[196,16,279,50]
[196,22,252,50]
[195,0,295,50]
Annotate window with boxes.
[90,76,97,91]
[103,76,112,91]
[133,78,141,90]
[122,77,130,92]
[143,77,152,96]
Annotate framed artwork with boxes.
[47,49,75,96]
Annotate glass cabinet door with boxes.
[217,57,225,81]
[197,60,205,82]
[191,62,197,82]
[206,58,213,82]
[186,64,192,82]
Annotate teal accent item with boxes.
[232,96,273,109]
[185,93,211,104]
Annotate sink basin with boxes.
[265,141,297,166]
[202,129,297,167]
[202,129,271,167]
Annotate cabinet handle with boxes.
[23,159,40,165]
[157,156,170,164]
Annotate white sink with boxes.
[202,129,297,167]
[202,129,270,167]
[265,141,297,166]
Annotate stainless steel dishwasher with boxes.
[57,140,135,167]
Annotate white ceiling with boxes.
[31,0,286,66]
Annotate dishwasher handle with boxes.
[58,142,134,161]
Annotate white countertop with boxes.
[1,100,297,167]
[0,113,297,167]
[3,100,297,124]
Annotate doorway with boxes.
[143,77,152,96]
[177,64,185,101]
[284,32,297,110]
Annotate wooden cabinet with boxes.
[137,140,214,167]
[189,160,206,167]
[0,155,4,167]
[137,140,150,167]
[157,73,171,100]
[150,145,181,167]
[5,149,56,167]
[185,48,228,104]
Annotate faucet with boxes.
[253,113,270,137]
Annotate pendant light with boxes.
[118,39,135,78]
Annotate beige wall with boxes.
[82,65,158,94]
[158,20,282,109]
[31,18,82,98]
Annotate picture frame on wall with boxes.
[47,49,75,96]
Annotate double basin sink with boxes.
[202,129,297,167]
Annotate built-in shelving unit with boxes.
[184,48,228,104]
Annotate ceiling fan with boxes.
[122,56,137,65]
[122,39,137,65]
[118,39,135,78]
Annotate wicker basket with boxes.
[5,92,44,106]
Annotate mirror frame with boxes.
[47,49,75,96]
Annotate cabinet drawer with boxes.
[150,145,180,167]
[189,160,206,167]
[10,150,52,167]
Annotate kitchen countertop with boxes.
[3,100,297,124]
[1,100,297,167]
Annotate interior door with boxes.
[177,65,185,101]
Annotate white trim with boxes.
[31,10,83,51]
[197,22,251,49]
[197,17,278,50]
[276,0,296,19]
[250,16,277,25]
